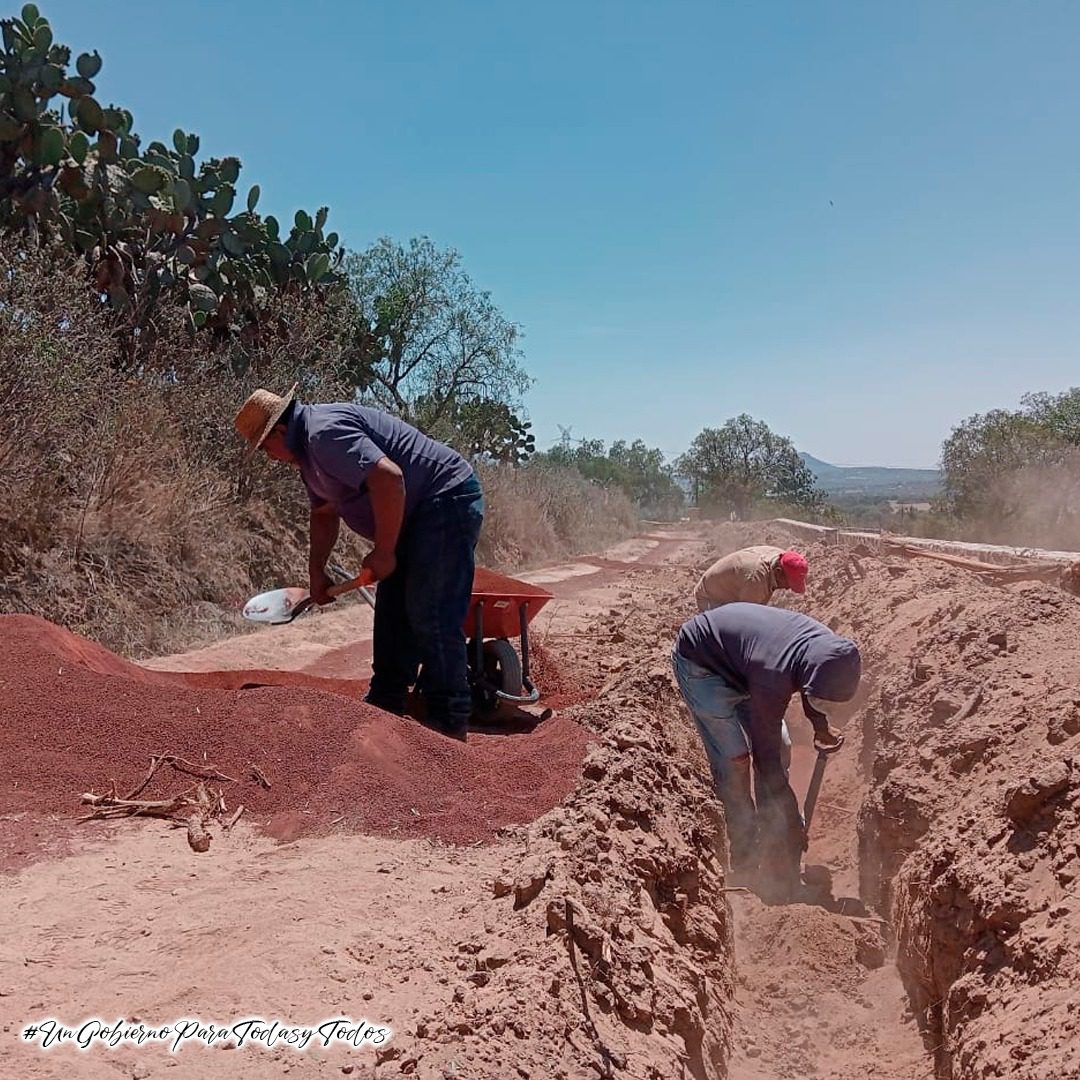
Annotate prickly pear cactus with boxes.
[0,5,343,352]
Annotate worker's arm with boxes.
[308,502,340,605]
[361,456,405,582]
[800,694,844,753]
[307,429,405,584]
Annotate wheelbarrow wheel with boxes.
[482,638,523,699]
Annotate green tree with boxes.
[606,439,685,518]
[536,433,684,518]
[344,237,529,428]
[426,397,535,465]
[543,436,618,484]
[940,388,1080,519]
[676,414,821,517]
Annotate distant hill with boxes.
[800,453,942,499]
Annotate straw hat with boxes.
[234,383,298,458]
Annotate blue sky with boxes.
[37,0,1080,468]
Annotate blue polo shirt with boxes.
[284,401,475,540]
[675,603,861,772]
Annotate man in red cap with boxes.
[693,546,808,612]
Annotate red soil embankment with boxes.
[0,614,591,849]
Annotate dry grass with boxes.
[476,461,638,569]
[0,243,367,656]
[1,243,638,657]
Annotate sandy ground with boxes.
[2,828,505,1078]
[143,532,704,676]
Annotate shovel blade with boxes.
[242,586,312,625]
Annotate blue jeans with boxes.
[368,475,484,728]
[671,648,792,864]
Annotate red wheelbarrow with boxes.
[466,567,554,712]
[243,564,553,713]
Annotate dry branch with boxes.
[249,764,271,790]
[80,790,196,819]
[186,815,211,853]
[125,753,236,800]
[80,756,238,855]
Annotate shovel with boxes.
[242,568,377,626]
[802,733,845,834]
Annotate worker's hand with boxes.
[813,727,845,755]
[309,566,335,606]
[362,546,397,583]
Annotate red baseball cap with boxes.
[780,551,808,593]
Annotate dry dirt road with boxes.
[2,523,1078,1080]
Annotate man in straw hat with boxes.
[235,386,484,740]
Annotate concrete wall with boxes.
[773,519,1080,567]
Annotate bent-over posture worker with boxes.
[693,545,808,612]
[235,385,484,739]
[672,603,859,888]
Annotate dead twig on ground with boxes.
[80,789,197,819]
[249,764,271,789]
[81,752,237,853]
[186,814,211,852]
[539,601,566,644]
[125,752,236,800]
[81,783,219,854]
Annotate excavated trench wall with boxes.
[9,525,1077,1079]
[770,530,1080,1080]
[411,570,741,1080]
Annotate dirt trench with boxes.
[730,522,1080,1080]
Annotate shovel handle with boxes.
[802,750,830,834]
[326,569,376,600]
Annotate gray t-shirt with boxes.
[675,603,861,773]
[285,402,474,539]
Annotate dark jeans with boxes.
[367,474,484,728]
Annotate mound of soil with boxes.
[0,614,591,848]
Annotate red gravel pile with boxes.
[0,614,592,845]
[526,641,598,709]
